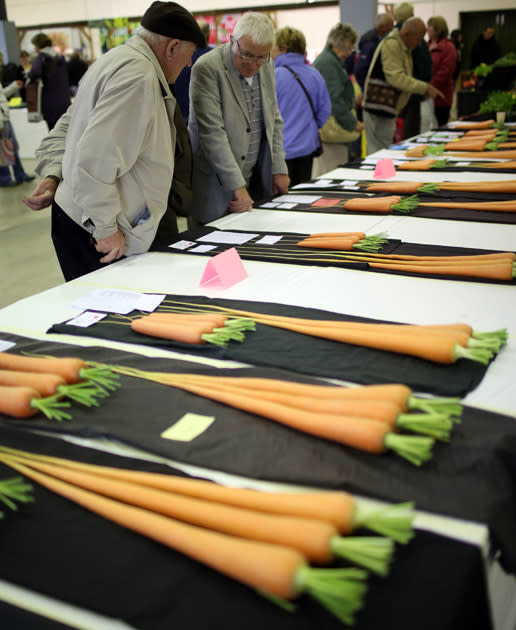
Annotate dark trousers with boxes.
[51,202,112,281]
[400,100,421,140]
[435,106,451,127]
[286,154,314,187]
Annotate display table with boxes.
[0,140,515,629]
[9,107,48,159]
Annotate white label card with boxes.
[66,311,108,327]
[161,413,215,441]
[0,340,16,352]
[255,235,282,245]
[197,231,258,245]
[169,240,196,250]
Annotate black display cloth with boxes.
[152,227,515,285]
[346,158,516,174]
[0,426,493,630]
[279,186,516,225]
[1,333,515,577]
[47,293,492,397]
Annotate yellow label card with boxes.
[160,413,215,442]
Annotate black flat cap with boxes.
[141,1,205,48]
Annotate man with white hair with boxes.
[188,12,289,225]
[23,1,204,281]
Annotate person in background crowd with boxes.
[26,33,71,130]
[427,16,457,127]
[392,2,414,29]
[174,19,213,122]
[470,26,501,69]
[450,29,463,82]
[19,50,32,73]
[0,82,36,186]
[188,12,289,225]
[312,23,363,174]
[354,13,394,93]
[272,26,331,187]
[22,1,205,281]
[363,17,444,154]
[67,50,89,96]
[0,51,24,88]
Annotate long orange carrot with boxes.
[0,353,87,383]
[447,150,516,159]
[297,237,359,250]
[5,452,343,564]
[452,120,495,129]
[343,196,401,212]
[144,312,228,327]
[398,160,437,171]
[365,182,423,194]
[1,457,311,599]
[0,370,66,397]
[444,140,488,151]
[0,385,42,418]
[464,129,499,137]
[307,232,366,239]
[437,181,516,193]
[368,260,513,281]
[477,161,516,169]
[419,200,516,212]
[0,445,416,544]
[131,318,214,343]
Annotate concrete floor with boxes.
[0,159,188,310]
[0,159,63,310]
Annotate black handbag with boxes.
[283,65,323,157]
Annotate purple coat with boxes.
[28,48,70,129]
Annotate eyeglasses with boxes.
[234,39,270,65]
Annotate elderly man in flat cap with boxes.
[23,1,204,281]
[188,12,289,225]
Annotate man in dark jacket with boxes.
[471,26,501,69]
[354,13,394,92]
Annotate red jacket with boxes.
[429,38,457,107]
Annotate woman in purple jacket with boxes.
[273,27,331,186]
[427,17,457,127]
[27,33,70,130]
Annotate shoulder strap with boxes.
[282,65,318,125]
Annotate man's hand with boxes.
[95,230,126,263]
[22,177,56,211]
[425,84,445,101]
[354,121,364,133]
[272,173,290,195]
[228,186,253,213]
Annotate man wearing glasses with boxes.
[188,12,289,225]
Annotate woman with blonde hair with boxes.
[273,26,331,185]
[427,16,457,126]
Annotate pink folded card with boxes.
[373,158,396,179]
[199,247,248,289]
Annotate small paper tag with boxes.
[0,340,16,352]
[255,235,282,245]
[161,413,215,441]
[169,240,196,250]
[66,311,108,327]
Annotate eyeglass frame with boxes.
[232,37,271,65]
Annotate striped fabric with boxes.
[239,74,265,184]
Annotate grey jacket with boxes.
[35,35,177,257]
[188,44,287,224]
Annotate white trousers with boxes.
[363,111,396,155]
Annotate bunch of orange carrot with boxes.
[130,312,255,347]
[365,180,516,195]
[0,445,419,625]
[0,352,119,421]
[294,237,516,282]
[296,231,389,251]
[133,302,508,367]
[102,363,469,465]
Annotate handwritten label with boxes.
[161,413,215,441]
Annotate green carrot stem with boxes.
[294,566,368,626]
[395,412,453,441]
[352,502,415,544]
[256,590,296,613]
[0,476,34,514]
[430,159,449,169]
[329,536,394,576]
[451,344,494,364]
[472,328,508,344]
[30,394,72,421]
[407,396,463,420]
[467,337,503,352]
[56,381,108,407]
[391,194,419,213]
[383,433,434,466]
[79,366,120,392]
[485,142,498,151]
[423,144,445,155]
[417,183,439,194]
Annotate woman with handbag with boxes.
[273,27,331,186]
[312,23,363,176]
